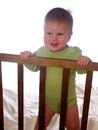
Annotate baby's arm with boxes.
[77,55,91,68]
[20,51,40,71]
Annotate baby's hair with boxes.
[44,7,73,33]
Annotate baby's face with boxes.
[44,21,72,52]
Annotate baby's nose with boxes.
[51,34,57,40]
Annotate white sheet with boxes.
[3,85,98,130]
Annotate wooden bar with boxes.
[18,64,24,130]
[59,68,70,130]
[81,71,93,130]
[0,62,4,130]
[0,53,98,71]
[38,66,46,130]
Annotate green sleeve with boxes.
[25,64,40,72]
[76,69,87,74]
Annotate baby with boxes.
[20,7,90,130]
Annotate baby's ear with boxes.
[68,33,72,42]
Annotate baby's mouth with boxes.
[50,42,58,47]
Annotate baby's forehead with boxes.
[44,20,73,34]
[44,21,71,32]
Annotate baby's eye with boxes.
[46,32,52,35]
[57,33,64,36]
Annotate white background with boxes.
[0,0,98,93]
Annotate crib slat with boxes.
[81,70,93,130]
[18,64,24,130]
[38,66,46,130]
[59,68,70,130]
[0,62,4,130]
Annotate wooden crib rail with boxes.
[0,53,98,130]
[0,53,98,71]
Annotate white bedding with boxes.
[3,84,98,130]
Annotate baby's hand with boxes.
[20,51,33,59]
[77,55,91,68]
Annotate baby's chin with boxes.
[49,44,66,52]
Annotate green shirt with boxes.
[25,46,85,113]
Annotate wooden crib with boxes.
[0,53,98,130]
